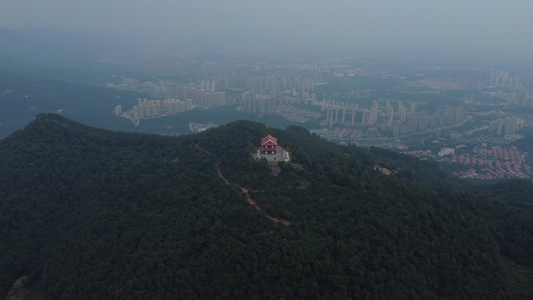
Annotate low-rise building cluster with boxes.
[442,146,531,179]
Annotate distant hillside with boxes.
[0,27,133,86]
[0,27,87,67]
[0,114,531,299]
[13,26,142,57]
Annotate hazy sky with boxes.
[2,0,533,59]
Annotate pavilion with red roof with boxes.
[255,135,290,162]
[261,135,278,155]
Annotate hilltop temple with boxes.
[256,135,290,162]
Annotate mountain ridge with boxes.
[0,114,531,299]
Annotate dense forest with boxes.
[0,114,532,299]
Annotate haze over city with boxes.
[2,0,533,60]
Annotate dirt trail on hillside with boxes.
[195,144,230,184]
[240,187,292,226]
[195,143,291,226]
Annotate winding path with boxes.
[195,144,291,226]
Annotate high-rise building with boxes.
[455,105,464,124]
[370,100,379,125]
[385,101,394,124]
[398,101,407,122]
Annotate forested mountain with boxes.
[1,114,532,299]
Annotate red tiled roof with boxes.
[261,135,277,145]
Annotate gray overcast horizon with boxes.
[2,0,532,61]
